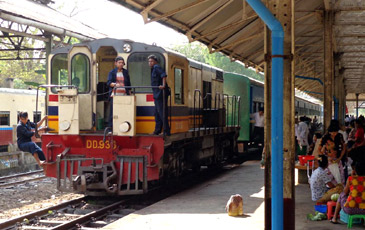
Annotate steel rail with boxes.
[0,170,43,181]
[0,197,86,229]
[0,176,47,188]
[49,200,126,230]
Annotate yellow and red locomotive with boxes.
[41,38,240,196]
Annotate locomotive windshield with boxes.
[51,54,68,93]
[51,53,90,93]
[71,53,90,93]
[128,52,165,93]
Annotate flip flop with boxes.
[330,219,339,224]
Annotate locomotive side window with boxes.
[71,53,90,93]
[174,68,183,104]
[0,111,10,126]
[128,53,165,93]
[51,54,68,93]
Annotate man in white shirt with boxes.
[250,107,264,144]
[297,116,309,155]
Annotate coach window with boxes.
[71,54,90,93]
[0,111,10,126]
[51,54,68,93]
[128,52,165,93]
[174,68,183,104]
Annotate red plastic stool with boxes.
[327,201,338,220]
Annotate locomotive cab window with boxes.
[174,68,183,104]
[128,53,165,93]
[71,53,90,93]
[51,54,68,93]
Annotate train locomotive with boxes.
[40,38,322,196]
[41,38,241,196]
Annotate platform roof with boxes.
[0,0,106,42]
[113,0,365,101]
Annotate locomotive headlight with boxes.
[123,43,132,53]
[59,121,71,131]
[119,121,131,133]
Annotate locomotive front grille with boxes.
[117,155,148,195]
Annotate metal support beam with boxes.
[0,26,49,42]
[323,10,333,131]
[246,1,285,230]
[295,75,323,85]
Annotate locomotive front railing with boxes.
[117,155,147,195]
[56,156,103,192]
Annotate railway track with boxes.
[0,196,139,230]
[0,161,244,230]
[0,170,46,188]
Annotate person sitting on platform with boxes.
[330,161,365,224]
[310,155,343,203]
[16,111,48,167]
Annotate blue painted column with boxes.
[245,1,284,230]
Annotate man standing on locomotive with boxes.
[107,56,132,128]
[148,55,170,136]
[17,111,48,167]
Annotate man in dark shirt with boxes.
[148,55,170,136]
[17,111,48,167]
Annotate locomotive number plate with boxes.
[86,140,117,149]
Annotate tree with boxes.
[169,42,264,81]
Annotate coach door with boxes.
[68,46,93,130]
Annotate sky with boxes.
[51,0,188,48]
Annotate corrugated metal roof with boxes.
[112,0,365,101]
[0,0,106,40]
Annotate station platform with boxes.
[103,161,364,230]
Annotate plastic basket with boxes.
[299,155,315,166]
[314,205,327,213]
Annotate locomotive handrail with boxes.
[203,92,212,134]
[35,84,78,138]
[237,96,241,127]
[214,92,223,134]
[223,94,229,128]
[193,89,202,136]
[231,95,237,127]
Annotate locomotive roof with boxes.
[187,58,223,73]
[51,38,166,55]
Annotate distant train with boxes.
[0,88,45,152]
[39,38,322,196]
[223,73,323,146]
